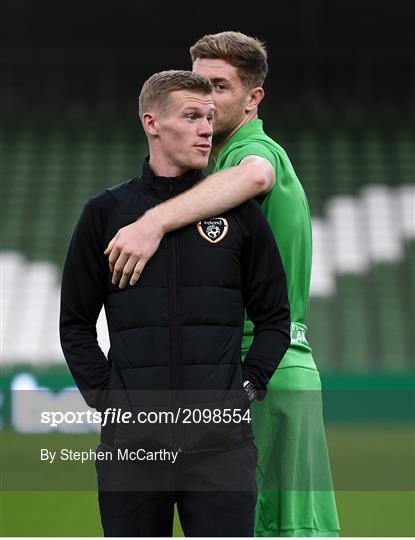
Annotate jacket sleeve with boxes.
[239,201,291,399]
[59,199,112,411]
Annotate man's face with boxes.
[193,58,250,138]
[155,90,214,171]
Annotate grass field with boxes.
[1,425,414,536]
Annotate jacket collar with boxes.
[140,157,204,198]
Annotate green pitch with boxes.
[2,490,415,537]
[1,426,414,537]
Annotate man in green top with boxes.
[104,31,340,537]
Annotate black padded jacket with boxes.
[60,160,290,453]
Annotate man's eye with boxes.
[215,84,226,91]
[186,114,197,120]
[207,116,213,123]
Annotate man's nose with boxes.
[199,118,213,137]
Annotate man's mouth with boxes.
[194,143,211,151]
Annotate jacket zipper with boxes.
[168,179,183,452]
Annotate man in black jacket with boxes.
[60,70,290,537]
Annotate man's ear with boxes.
[142,112,159,136]
[245,87,265,113]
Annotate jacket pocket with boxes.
[111,366,174,450]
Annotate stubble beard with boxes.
[212,104,246,146]
[212,116,237,146]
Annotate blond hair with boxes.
[190,31,268,88]
[138,70,212,118]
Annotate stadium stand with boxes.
[1,104,414,373]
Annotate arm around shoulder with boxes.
[238,155,276,195]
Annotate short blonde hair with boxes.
[138,70,212,118]
[190,31,268,88]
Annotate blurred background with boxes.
[1,0,414,536]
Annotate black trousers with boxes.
[96,443,258,537]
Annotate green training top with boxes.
[214,119,313,359]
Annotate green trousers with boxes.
[251,356,340,537]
